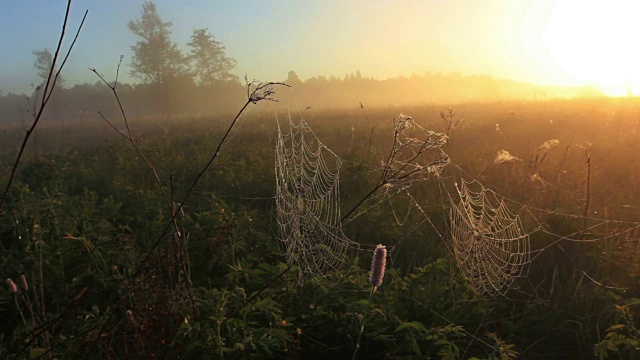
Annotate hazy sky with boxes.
[2,0,639,95]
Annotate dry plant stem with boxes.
[138,80,289,270]
[219,266,291,327]
[170,173,197,321]
[94,80,286,325]
[90,62,182,241]
[583,149,591,229]
[359,102,375,165]
[351,287,375,360]
[551,131,576,210]
[342,135,432,222]
[341,123,401,221]
[0,2,88,211]
[39,232,50,353]
[12,288,89,358]
[137,99,248,268]
[89,63,192,319]
[442,108,456,154]
[32,322,115,360]
[342,183,386,223]
[351,314,365,360]
[91,61,194,316]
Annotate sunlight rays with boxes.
[544,0,640,96]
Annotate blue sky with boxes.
[2,1,635,95]
[0,0,504,94]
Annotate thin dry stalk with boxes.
[90,58,182,239]
[90,59,197,317]
[0,1,88,212]
[137,77,289,272]
[359,102,375,165]
[342,115,448,222]
[583,148,591,229]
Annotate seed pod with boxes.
[369,244,387,288]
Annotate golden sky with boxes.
[304,0,640,96]
[1,0,639,96]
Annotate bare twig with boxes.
[11,287,90,358]
[0,1,88,211]
[583,148,591,228]
[220,266,291,327]
[359,102,375,165]
[90,59,182,239]
[137,78,289,271]
[342,115,448,222]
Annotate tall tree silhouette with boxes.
[188,28,237,85]
[128,1,188,84]
[33,49,65,88]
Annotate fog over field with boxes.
[2,0,634,124]
[1,1,640,359]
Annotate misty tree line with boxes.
[0,1,602,126]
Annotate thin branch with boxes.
[39,0,72,108]
[11,286,90,358]
[114,55,124,88]
[137,80,289,269]
[44,10,89,105]
[0,2,88,212]
[97,111,129,140]
[342,115,448,222]
[90,62,182,240]
[220,266,291,327]
[342,182,387,222]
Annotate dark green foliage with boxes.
[1,100,639,358]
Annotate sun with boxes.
[544,0,640,96]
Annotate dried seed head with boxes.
[370,244,387,288]
[6,278,17,294]
[493,149,521,165]
[20,275,28,291]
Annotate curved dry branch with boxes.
[0,1,88,212]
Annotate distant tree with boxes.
[187,28,237,85]
[33,49,65,88]
[128,1,188,84]
[287,70,302,86]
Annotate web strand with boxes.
[275,115,359,282]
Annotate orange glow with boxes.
[544,0,640,96]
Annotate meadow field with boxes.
[1,96,639,358]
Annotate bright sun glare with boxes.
[544,0,640,96]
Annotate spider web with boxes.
[344,114,450,224]
[275,115,357,281]
[449,179,532,296]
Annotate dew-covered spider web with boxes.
[343,114,450,224]
[271,105,640,296]
[275,115,360,281]
[448,179,532,296]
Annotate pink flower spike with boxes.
[370,245,387,288]
[6,278,17,294]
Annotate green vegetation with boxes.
[2,1,640,358]
[1,96,639,358]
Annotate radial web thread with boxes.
[449,180,532,296]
